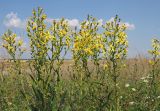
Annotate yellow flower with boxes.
[103,64,108,69]
[115,54,120,59]
[84,48,93,55]
[45,31,51,41]
[149,38,160,56]
[73,42,78,49]
[123,48,127,54]
[59,30,67,37]
[119,32,126,38]
[124,41,128,46]
[42,14,47,20]
[121,24,127,29]
[149,60,154,65]
[8,46,14,52]
[109,44,115,52]
[36,43,41,48]
[105,31,111,36]
[66,36,70,47]
[32,25,37,30]
[51,36,56,41]
[18,40,23,46]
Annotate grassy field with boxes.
[0,57,160,111]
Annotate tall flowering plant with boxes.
[2,29,25,74]
[26,7,56,110]
[148,38,160,110]
[103,15,128,111]
[49,18,71,82]
[72,15,104,79]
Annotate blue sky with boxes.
[0,0,160,58]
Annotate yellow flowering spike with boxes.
[148,38,160,66]
[103,15,128,60]
[148,38,160,57]
[2,29,25,59]
[27,7,50,63]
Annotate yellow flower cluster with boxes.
[73,16,104,61]
[50,18,71,48]
[148,39,160,56]
[148,38,160,65]
[2,30,25,59]
[27,8,50,60]
[103,15,128,60]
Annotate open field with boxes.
[0,57,160,111]
[0,58,152,80]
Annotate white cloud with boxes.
[46,18,105,29]
[4,12,26,29]
[108,17,114,22]
[124,22,135,30]
[66,18,103,28]
[45,18,54,24]
[108,17,135,30]
[66,19,80,28]
[3,13,135,31]
[15,36,22,42]
[46,18,80,28]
